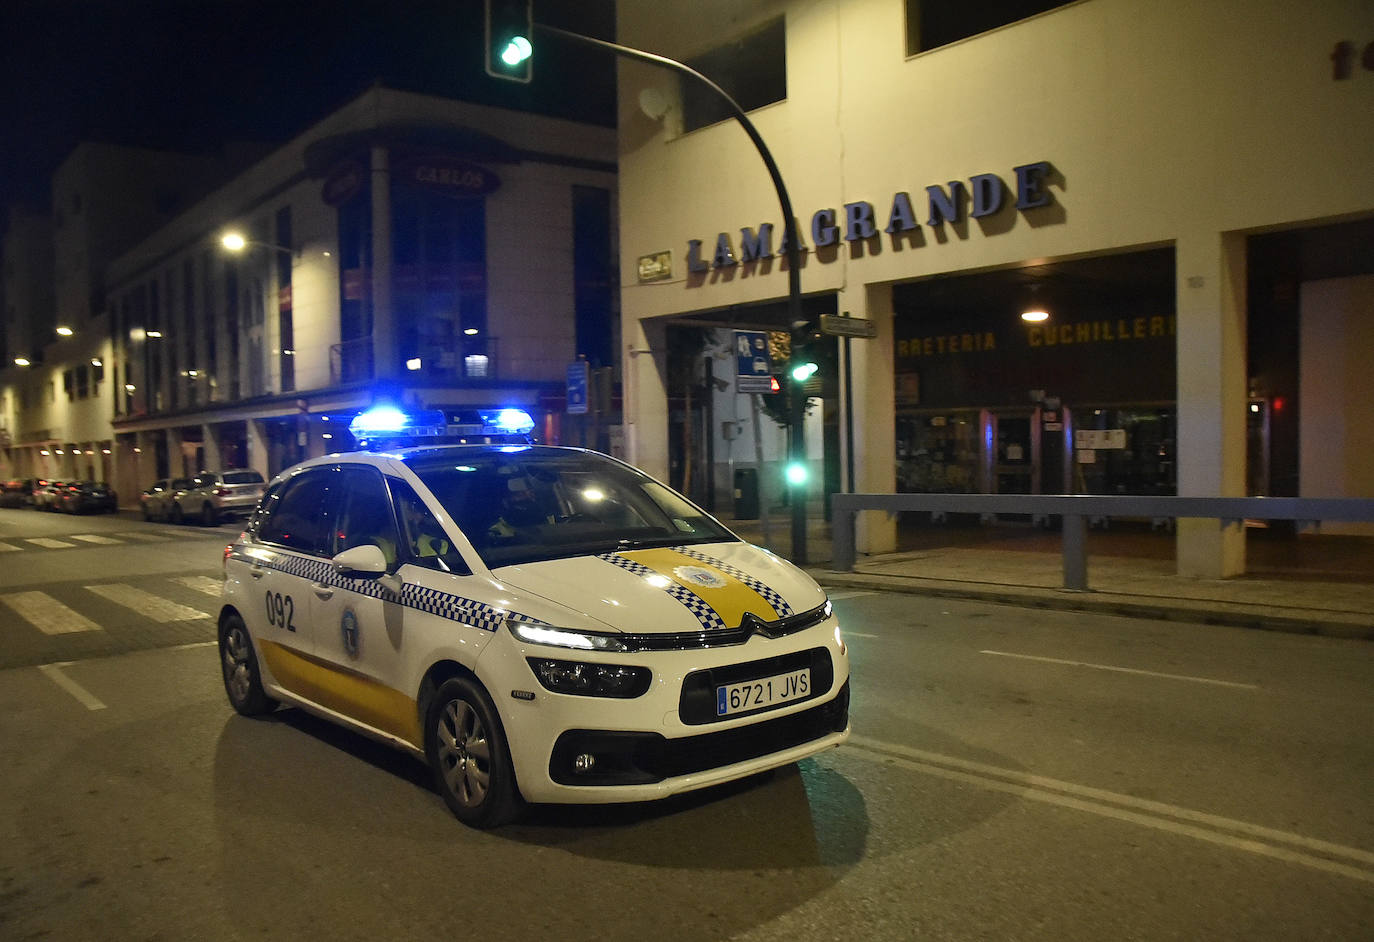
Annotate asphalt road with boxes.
[1,507,1371,940]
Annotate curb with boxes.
[809,570,1374,642]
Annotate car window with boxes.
[257,470,338,556]
[331,467,400,567]
[387,477,470,574]
[172,478,194,490]
[408,450,735,567]
[223,470,264,485]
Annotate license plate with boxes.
[716,668,811,717]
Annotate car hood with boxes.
[489,541,826,634]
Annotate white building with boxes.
[1,85,618,504]
[613,0,1374,574]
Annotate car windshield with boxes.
[407,448,736,568]
[223,471,264,485]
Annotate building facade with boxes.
[614,0,1374,574]
[1,86,618,503]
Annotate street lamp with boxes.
[221,231,295,259]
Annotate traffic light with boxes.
[790,360,818,382]
[485,0,533,83]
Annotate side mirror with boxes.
[332,544,388,579]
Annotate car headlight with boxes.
[506,618,633,652]
[525,657,652,698]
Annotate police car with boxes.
[218,411,850,828]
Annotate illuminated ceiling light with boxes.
[102,448,111,454]
[13,357,31,367]
[1021,309,1049,323]
[56,326,74,336]
[125,383,136,392]
[40,449,50,456]
[322,433,333,440]
[406,358,423,371]
[464,328,480,336]
[146,330,163,339]
[91,358,103,367]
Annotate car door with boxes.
[304,465,421,747]
[243,468,340,698]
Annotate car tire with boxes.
[219,613,276,716]
[425,676,523,828]
[170,502,184,525]
[201,503,218,527]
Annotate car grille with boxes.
[612,601,832,652]
[548,681,849,786]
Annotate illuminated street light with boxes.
[221,230,295,258]
[56,326,74,336]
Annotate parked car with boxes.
[173,469,266,526]
[33,480,74,511]
[58,481,117,514]
[140,478,193,521]
[0,478,37,508]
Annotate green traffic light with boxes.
[791,361,818,382]
[785,462,809,486]
[500,35,532,66]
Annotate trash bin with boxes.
[733,467,760,520]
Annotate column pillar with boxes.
[246,419,269,481]
[1175,231,1247,578]
[847,282,897,556]
[370,145,395,379]
[625,318,670,481]
[201,423,223,472]
[166,427,185,478]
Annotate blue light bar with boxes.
[484,409,535,435]
[350,405,409,435]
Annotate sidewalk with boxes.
[719,511,1374,640]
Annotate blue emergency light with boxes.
[348,406,536,446]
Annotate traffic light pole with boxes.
[534,24,809,564]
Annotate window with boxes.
[388,477,469,574]
[333,467,400,567]
[681,16,786,133]
[258,470,338,555]
[906,0,1076,54]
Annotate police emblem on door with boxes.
[341,609,361,658]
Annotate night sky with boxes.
[0,0,616,224]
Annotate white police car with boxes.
[218,437,850,828]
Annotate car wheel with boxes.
[170,502,184,525]
[219,614,276,716]
[201,503,217,527]
[426,676,523,828]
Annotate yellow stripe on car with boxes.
[259,640,422,748]
[619,548,780,627]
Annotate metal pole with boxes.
[535,24,808,564]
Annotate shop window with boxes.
[681,16,786,133]
[906,0,1076,54]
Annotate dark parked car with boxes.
[58,481,117,514]
[0,478,37,508]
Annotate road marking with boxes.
[172,575,224,597]
[38,663,106,711]
[0,591,101,634]
[980,649,1260,690]
[0,541,21,552]
[26,538,75,549]
[118,532,171,542]
[846,736,1374,883]
[826,590,877,601]
[71,534,123,545]
[84,584,210,622]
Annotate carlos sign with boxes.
[686,160,1056,272]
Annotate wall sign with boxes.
[684,160,1057,273]
[395,156,501,198]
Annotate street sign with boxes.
[566,360,589,414]
[734,330,773,393]
[820,314,877,338]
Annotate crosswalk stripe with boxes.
[84,583,210,623]
[0,542,21,552]
[72,534,124,545]
[172,575,224,597]
[1,591,101,634]
[26,538,75,549]
[117,532,171,542]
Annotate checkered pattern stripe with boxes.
[232,545,538,632]
[678,548,795,618]
[596,552,728,632]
